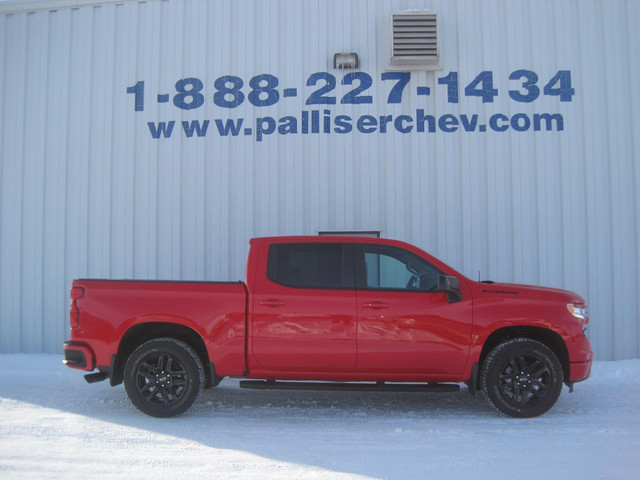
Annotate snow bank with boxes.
[1,355,639,479]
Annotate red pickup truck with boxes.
[63,236,592,418]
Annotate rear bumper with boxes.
[63,342,95,371]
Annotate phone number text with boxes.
[127,70,574,112]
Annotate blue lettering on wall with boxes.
[126,69,573,141]
[182,120,209,137]
[147,121,175,138]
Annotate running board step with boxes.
[84,371,108,384]
[239,381,460,393]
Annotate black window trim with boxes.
[266,242,355,290]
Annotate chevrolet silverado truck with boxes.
[63,236,592,418]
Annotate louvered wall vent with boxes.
[389,11,440,70]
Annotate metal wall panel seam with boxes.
[42,8,70,352]
[579,1,614,359]
[0,11,5,349]
[626,0,640,357]
[2,13,28,352]
[608,0,637,359]
[23,11,49,352]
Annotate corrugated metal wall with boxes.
[0,0,638,359]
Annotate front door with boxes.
[354,244,473,376]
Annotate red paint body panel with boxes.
[355,290,472,377]
[463,282,593,383]
[248,237,357,373]
[64,236,592,387]
[68,280,247,375]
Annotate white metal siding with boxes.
[0,0,638,359]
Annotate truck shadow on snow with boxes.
[189,379,494,419]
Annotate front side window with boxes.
[358,245,442,291]
[267,243,350,289]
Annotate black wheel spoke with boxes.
[133,352,190,406]
[531,365,549,379]
[158,354,168,371]
[139,361,157,378]
[531,379,548,393]
[172,377,187,387]
[528,388,544,400]
[497,352,554,407]
[523,359,541,374]
[509,359,520,374]
[513,387,525,406]
[141,383,157,400]
[160,387,171,404]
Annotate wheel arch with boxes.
[472,326,570,390]
[114,322,216,388]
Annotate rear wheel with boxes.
[124,338,204,417]
[481,338,563,418]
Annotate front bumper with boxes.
[566,331,593,383]
[63,342,95,371]
[569,351,593,383]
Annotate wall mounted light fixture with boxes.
[333,52,359,69]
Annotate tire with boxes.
[124,338,204,417]
[481,338,563,418]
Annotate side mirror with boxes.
[436,275,463,303]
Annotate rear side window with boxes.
[267,243,351,289]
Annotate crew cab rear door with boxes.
[354,244,473,375]
[249,242,358,373]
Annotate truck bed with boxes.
[67,279,248,377]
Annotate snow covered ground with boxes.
[1,355,639,479]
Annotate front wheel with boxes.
[124,338,204,417]
[481,338,564,418]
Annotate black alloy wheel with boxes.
[124,338,204,417]
[481,338,564,418]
